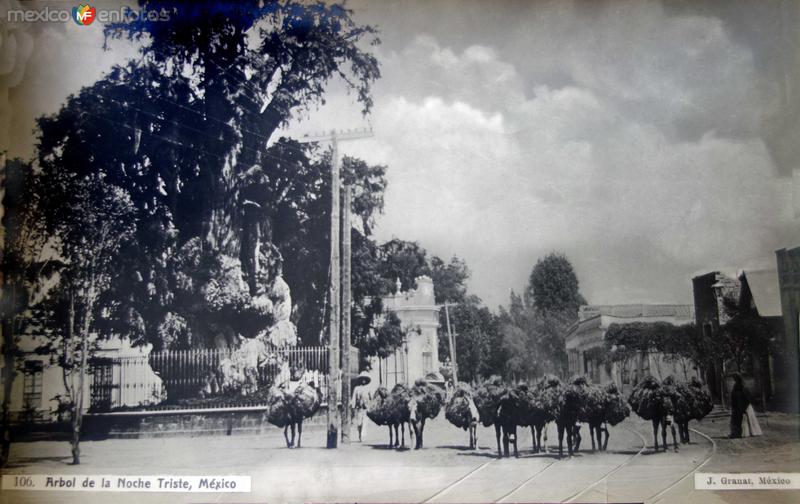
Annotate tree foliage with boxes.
[604,321,701,383]
[499,253,586,379]
[526,252,586,316]
[719,300,775,373]
[30,172,138,464]
[33,2,382,352]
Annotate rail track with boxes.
[648,427,717,504]
[560,425,648,503]
[420,423,717,504]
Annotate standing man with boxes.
[351,371,372,442]
[729,373,751,439]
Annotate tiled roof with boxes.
[578,304,694,321]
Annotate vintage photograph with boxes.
[1,0,799,503]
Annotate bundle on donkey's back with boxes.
[628,375,678,452]
[445,382,480,449]
[514,380,553,454]
[628,375,713,452]
[576,379,630,452]
[265,372,322,449]
[473,375,520,458]
[367,385,411,448]
[408,379,445,449]
[661,376,713,444]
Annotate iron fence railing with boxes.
[89,345,359,411]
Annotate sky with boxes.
[2,0,799,310]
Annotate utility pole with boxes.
[443,303,458,383]
[341,185,353,444]
[299,128,372,448]
[327,133,341,448]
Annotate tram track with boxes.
[560,425,648,503]
[495,460,560,503]
[419,456,497,504]
[647,427,717,504]
[421,422,711,504]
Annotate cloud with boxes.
[284,3,796,309]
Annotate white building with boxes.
[368,276,443,388]
[565,304,698,392]
[1,334,163,424]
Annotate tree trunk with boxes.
[69,292,81,464]
[1,315,17,468]
[72,286,93,465]
[720,360,727,409]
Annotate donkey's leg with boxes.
[652,419,660,452]
[495,423,503,458]
[566,425,573,457]
[296,420,303,448]
[557,422,565,459]
[511,425,518,458]
[284,425,291,448]
[670,423,678,451]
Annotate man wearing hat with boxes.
[351,371,372,442]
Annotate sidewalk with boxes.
[697,411,800,473]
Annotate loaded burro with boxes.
[262,372,713,458]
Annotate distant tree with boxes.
[446,297,498,383]
[498,291,534,379]
[357,310,405,363]
[604,322,701,385]
[500,253,586,377]
[656,323,699,381]
[430,256,470,304]
[720,303,774,374]
[526,252,586,316]
[377,239,431,291]
[501,324,537,381]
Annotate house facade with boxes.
[565,304,697,393]
[692,268,787,409]
[776,246,800,412]
[1,334,163,424]
[368,276,443,388]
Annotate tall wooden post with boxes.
[444,303,457,383]
[298,128,372,448]
[326,132,341,449]
[341,185,352,444]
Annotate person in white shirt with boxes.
[351,371,373,442]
